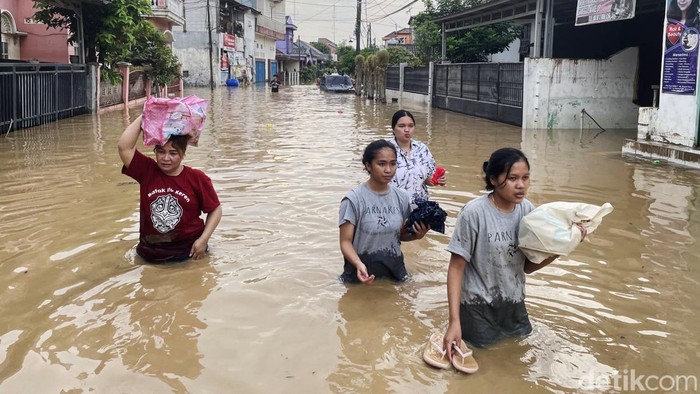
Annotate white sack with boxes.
[518,202,614,264]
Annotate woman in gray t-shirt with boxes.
[443,148,562,353]
[339,140,430,284]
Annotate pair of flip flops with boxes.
[422,332,479,373]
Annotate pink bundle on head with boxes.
[141,95,209,147]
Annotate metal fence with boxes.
[386,66,399,90]
[404,66,429,95]
[433,62,523,126]
[434,62,523,106]
[0,63,88,132]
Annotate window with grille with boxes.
[1,41,7,59]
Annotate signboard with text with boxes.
[575,0,636,26]
[223,34,236,51]
[662,0,700,95]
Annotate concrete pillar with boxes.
[117,62,131,110]
[428,61,434,105]
[145,77,152,97]
[86,62,100,113]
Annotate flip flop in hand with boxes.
[451,340,479,373]
[422,332,450,369]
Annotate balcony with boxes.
[255,15,285,40]
[149,0,186,27]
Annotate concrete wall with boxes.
[242,13,255,72]
[173,31,211,87]
[523,47,640,130]
[385,89,431,105]
[641,95,697,147]
[173,3,214,87]
[644,67,698,147]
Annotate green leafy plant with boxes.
[310,42,330,54]
[386,46,421,66]
[33,0,173,84]
[129,23,181,91]
[413,0,522,63]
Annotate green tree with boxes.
[32,0,171,83]
[386,46,421,66]
[310,42,330,54]
[413,0,522,63]
[300,64,319,84]
[129,22,181,91]
[337,45,377,76]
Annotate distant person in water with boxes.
[338,140,429,284]
[270,74,281,93]
[118,115,222,263]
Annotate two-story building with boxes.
[173,0,284,87]
[275,17,330,83]
[382,27,413,47]
[318,38,337,62]
[145,0,185,50]
[0,0,73,63]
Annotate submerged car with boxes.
[319,74,355,93]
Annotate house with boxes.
[275,16,329,82]
[0,0,73,63]
[174,0,284,87]
[382,27,413,46]
[144,0,185,49]
[318,38,337,62]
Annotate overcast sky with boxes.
[285,0,425,47]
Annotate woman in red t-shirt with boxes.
[118,115,222,262]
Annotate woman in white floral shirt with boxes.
[388,110,446,203]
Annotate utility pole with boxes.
[367,23,371,49]
[206,0,214,89]
[298,35,302,72]
[355,0,361,53]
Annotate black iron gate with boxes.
[0,63,88,132]
[433,62,523,126]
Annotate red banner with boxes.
[223,34,236,51]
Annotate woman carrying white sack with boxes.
[442,148,591,358]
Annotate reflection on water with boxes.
[0,85,698,392]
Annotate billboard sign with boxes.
[662,0,700,95]
[575,0,636,26]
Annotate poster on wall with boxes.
[662,0,700,95]
[575,0,636,26]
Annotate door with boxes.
[255,61,265,83]
[270,61,278,79]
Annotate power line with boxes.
[368,0,419,23]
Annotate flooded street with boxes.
[1,85,699,393]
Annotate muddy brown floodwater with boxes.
[0,85,699,393]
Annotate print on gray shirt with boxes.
[339,183,411,282]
